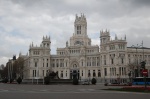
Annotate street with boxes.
[0,83,149,99]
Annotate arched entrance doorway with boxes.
[70,62,80,79]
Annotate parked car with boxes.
[0,79,3,83]
[82,80,90,85]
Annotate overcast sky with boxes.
[0,0,150,65]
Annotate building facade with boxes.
[21,14,150,83]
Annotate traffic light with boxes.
[141,61,146,69]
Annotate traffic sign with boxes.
[142,69,148,76]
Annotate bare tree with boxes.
[0,64,5,79]
[0,64,5,70]
[13,57,24,79]
[0,64,8,79]
[127,62,139,82]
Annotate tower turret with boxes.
[70,14,91,46]
[42,35,51,48]
[74,13,87,36]
[100,29,110,45]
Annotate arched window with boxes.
[93,70,96,77]
[98,70,101,77]
[61,71,63,78]
[88,70,91,77]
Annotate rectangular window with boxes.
[98,70,101,77]
[47,63,48,67]
[93,70,96,77]
[61,71,63,78]
[122,67,124,75]
[121,58,124,64]
[35,70,36,77]
[66,71,67,77]
[111,59,114,64]
[124,67,126,75]
[104,60,106,65]
[119,67,121,75]
[43,70,44,76]
[104,68,107,76]
[57,63,59,67]
[35,62,37,67]
[33,70,34,77]
[88,70,91,77]
[97,62,99,66]
[77,26,81,34]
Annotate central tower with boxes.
[74,14,87,36]
[70,14,91,46]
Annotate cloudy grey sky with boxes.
[0,0,150,65]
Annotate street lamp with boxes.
[128,71,131,82]
[131,41,143,77]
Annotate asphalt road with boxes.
[0,83,149,99]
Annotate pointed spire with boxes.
[124,35,126,40]
[19,51,22,57]
[115,34,118,40]
[66,41,68,47]
[75,14,78,20]
[142,40,143,47]
[32,42,33,47]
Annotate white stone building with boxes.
[21,14,150,83]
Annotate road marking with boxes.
[0,88,149,95]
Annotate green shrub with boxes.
[73,78,78,85]
[3,78,8,83]
[91,78,97,85]
[104,83,108,86]
[17,77,22,84]
[44,77,50,85]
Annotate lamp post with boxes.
[128,71,131,82]
[7,61,10,82]
[8,60,13,83]
[131,42,143,77]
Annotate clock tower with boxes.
[70,14,91,46]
